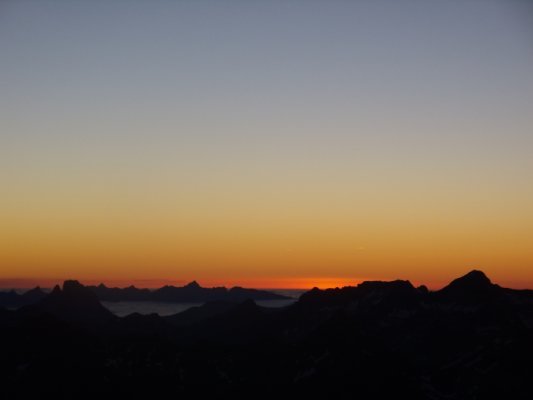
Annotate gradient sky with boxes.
[1,0,533,289]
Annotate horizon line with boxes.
[1,272,532,291]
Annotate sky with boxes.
[1,0,533,289]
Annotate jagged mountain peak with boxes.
[38,280,115,324]
[184,280,201,289]
[442,270,493,291]
[63,279,85,292]
[437,270,503,305]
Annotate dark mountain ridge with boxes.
[1,270,533,399]
[88,281,290,302]
[0,281,291,308]
[33,280,116,325]
[0,286,47,308]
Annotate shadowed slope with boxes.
[36,280,116,325]
[435,270,504,305]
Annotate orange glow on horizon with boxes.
[0,276,367,290]
[1,0,533,298]
[1,274,532,291]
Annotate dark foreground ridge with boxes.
[1,270,533,399]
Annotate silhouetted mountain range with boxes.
[0,286,46,307]
[87,280,290,302]
[1,270,533,399]
[37,280,116,325]
[0,281,289,308]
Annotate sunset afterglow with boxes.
[1,1,532,289]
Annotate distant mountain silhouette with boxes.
[184,280,201,289]
[34,280,116,325]
[86,281,290,303]
[89,283,152,301]
[0,286,46,307]
[22,286,47,303]
[2,270,533,399]
[435,270,505,305]
[0,290,21,307]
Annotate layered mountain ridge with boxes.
[1,270,533,399]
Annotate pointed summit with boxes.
[462,269,491,283]
[438,270,501,304]
[184,280,201,289]
[51,284,61,295]
[38,280,115,325]
[23,286,44,295]
[21,286,46,303]
[442,270,492,291]
[63,280,90,295]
